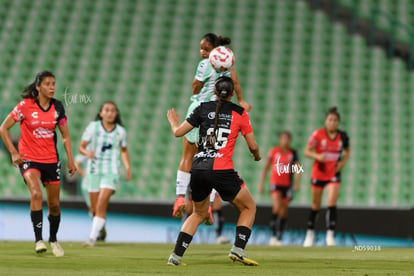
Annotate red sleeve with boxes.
[267,148,275,161]
[10,100,26,122]
[307,129,320,148]
[240,110,253,136]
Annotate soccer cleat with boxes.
[269,237,282,246]
[204,206,214,225]
[326,230,335,246]
[167,253,186,266]
[82,238,96,248]
[97,225,107,242]
[228,247,258,266]
[216,235,230,244]
[35,240,47,254]
[303,229,315,247]
[172,196,186,218]
[50,241,64,257]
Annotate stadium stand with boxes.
[0,0,412,207]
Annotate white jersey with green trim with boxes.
[191,58,231,103]
[81,121,127,175]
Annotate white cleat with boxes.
[216,235,230,244]
[50,241,64,257]
[35,240,47,254]
[82,238,96,248]
[326,230,336,246]
[303,230,315,247]
[269,237,282,246]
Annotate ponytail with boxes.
[216,36,231,46]
[202,33,232,48]
[325,106,340,121]
[22,71,55,99]
[205,76,234,149]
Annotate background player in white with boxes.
[80,101,131,247]
[75,151,107,241]
[173,33,252,224]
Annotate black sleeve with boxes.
[54,99,66,122]
[186,105,202,128]
[340,130,350,149]
[292,149,299,163]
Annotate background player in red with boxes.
[166,76,261,266]
[0,71,76,256]
[303,106,350,247]
[259,131,301,246]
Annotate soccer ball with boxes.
[209,46,235,73]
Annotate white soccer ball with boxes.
[209,46,235,73]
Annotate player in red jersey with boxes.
[166,76,261,266]
[172,33,252,220]
[303,106,350,247]
[0,71,76,256]
[259,131,301,246]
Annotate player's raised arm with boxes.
[231,67,252,112]
[167,108,195,137]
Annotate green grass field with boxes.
[0,242,413,275]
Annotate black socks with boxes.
[326,206,337,230]
[174,232,193,257]
[234,226,251,249]
[31,210,43,242]
[48,214,61,242]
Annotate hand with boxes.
[239,99,252,112]
[11,152,25,166]
[167,108,180,126]
[335,161,344,173]
[125,167,132,181]
[315,153,326,162]
[85,150,95,159]
[253,153,261,161]
[67,160,77,176]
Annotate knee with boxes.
[48,201,60,215]
[30,189,43,202]
[193,209,208,221]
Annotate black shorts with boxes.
[19,161,61,185]
[311,173,341,189]
[270,184,294,202]
[190,169,244,202]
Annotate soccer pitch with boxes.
[0,242,413,275]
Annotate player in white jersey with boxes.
[173,33,252,241]
[80,101,131,247]
[75,149,107,241]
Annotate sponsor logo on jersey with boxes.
[31,112,38,118]
[194,151,224,159]
[208,112,215,119]
[33,127,54,138]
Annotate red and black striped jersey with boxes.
[10,98,67,163]
[307,128,349,181]
[186,101,253,170]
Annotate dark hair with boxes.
[325,106,340,121]
[279,130,292,140]
[205,76,234,149]
[22,71,55,99]
[202,33,232,48]
[95,101,123,126]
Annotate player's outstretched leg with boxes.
[228,186,258,266]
